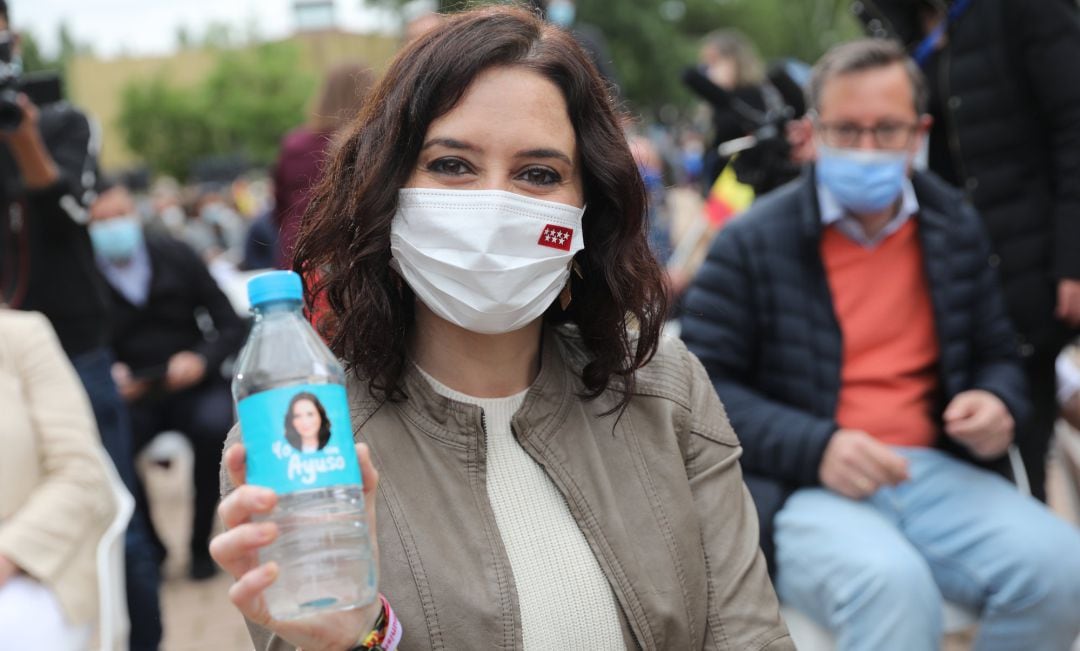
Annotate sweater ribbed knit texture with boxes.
[419,368,623,650]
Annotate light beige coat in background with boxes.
[0,310,117,627]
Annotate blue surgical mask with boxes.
[816,144,909,215]
[89,216,143,262]
[546,0,576,27]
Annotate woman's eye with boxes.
[519,167,561,186]
[427,158,472,176]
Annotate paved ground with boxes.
[142,451,251,651]
[144,429,1079,651]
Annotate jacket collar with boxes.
[392,325,575,448]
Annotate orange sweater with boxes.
[821,220,940,448]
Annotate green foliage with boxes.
[117,42,316,180]
[118,78,214,180]
[365,0,862,113]
[20,20,94,76]
[202,43,317,164]
[18,32,56,73]
[578,0,861,113]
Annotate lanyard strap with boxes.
[913,0,975,67]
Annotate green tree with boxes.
[577,0,861,113]
[18,31,58,73]
[364,0,861,112]
[201,22,235,50]
[118,78,215,179]
[117,42,315,180]
[176,26,192,50]
[201,43,317,165]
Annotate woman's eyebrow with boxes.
[421,137,480,152]
[514,148,573,166]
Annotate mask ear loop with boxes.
[559,258,585,310]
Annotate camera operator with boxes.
[0,2,162,648]
[682,30,808,197]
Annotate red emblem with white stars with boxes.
[538,224,574,251]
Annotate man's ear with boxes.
[910,114,934,156]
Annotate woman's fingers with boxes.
[227,562,279,627]
[224,443,248,488]
[218,484,278,530]
[209,521,278,578]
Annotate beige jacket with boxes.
[225,328,793,650]
[0,310,117,627]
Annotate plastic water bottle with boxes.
[232,270,376,620]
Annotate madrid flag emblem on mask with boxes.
[538,224,574,251]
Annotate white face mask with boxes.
[390,188,585,334]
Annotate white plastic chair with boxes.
[96,449,134,651]
[780,445,1030,650]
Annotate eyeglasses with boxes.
[814,121,919,150]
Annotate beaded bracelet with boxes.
[350,594,401,651]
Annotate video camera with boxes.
[0,30,63,131]
[683,62,808,196]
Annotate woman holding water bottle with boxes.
[211,6,793,651]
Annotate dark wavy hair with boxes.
[283,392,331,451]
[293,5,668,407]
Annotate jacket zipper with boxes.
[938,46,971,188]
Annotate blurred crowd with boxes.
[2,0,1080,650]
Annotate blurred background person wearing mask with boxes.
[271,62,373,268]
[0,309,118,650]
[854,0,1080,502]
[89,183,246,581]
[0,1,162,646]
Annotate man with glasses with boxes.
[681,38,1080,650]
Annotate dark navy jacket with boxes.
[680,169,1029,570]
[856,0,1080,359]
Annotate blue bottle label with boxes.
[238,384,361,494]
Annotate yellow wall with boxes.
[67,30,400,172]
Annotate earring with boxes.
[559,260,584,310]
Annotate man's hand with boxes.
[0,554,19,587]
[819,429,910,500]
[1056,279,1080,328]
[943,390,1014,459]
[111,361,151,403]
[0,94,58,189]
[165,351,207,392]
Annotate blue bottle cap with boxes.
[247,270,303,306]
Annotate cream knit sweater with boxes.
[420,370,623,650]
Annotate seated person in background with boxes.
[0,309,118,650]
[680,39,1080,650]
[89,183,246,580]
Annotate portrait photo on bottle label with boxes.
[238,384,362,494]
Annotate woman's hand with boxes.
[0,554,18,587]
[210,442,382,651]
